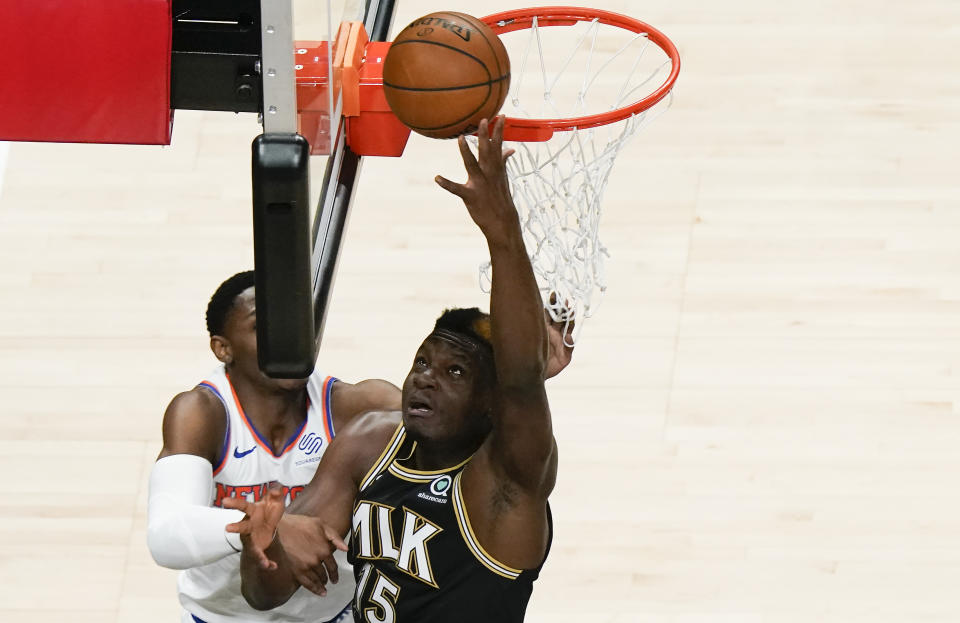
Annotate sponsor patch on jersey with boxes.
[298,431,324,455]
[417,492,448,504]
[416,475,452,504]
[429,475,451,497]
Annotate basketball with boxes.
[383,12,511,139]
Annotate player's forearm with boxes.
[486,215,558,494]
[287,435,361,523]
[239,538,300,610]
[147,455,244,569]
[487,231,547,387]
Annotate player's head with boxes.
[402,307,497,448]
[206,271,307,389]
[206,270,256,338]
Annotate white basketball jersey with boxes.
[178,365,354,623]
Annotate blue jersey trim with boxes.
[197,381,231,473]
[324,376,338,439]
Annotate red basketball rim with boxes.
[480,6,681,141]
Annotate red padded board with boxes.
[0,0,173,145]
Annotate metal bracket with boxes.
[170,0,262,112]
[259,0,298,133]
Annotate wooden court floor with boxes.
[1,1,959,621]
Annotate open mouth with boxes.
[406,398,434,417]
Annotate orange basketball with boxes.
[383,12,511,139]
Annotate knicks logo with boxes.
[298,432,324,455]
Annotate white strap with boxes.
[147,454,244,569]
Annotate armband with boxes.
[147,454,244,569]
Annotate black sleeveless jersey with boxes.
[347,424,551,623]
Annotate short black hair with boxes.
[432,307,492,350]
[206,270,256,337]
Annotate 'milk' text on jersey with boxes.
[352,501,443,586]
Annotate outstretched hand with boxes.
[544,310,575,379]
[434,116,519,245]
[224,485,285,571]
[276,513,348,596]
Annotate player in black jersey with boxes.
[224,116,572,622]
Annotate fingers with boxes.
[221,496,251,513]
[476,117,497,166]
[483,116,506,160]
[266,493,285,526]
[437,115,510,197]
[266,482,284,497]
[544,293,576,377]
[298,566,330,596]
[322,554,339,585]
[265,483,285,508]
[225,518,251,534]
[323,525,349,552]
[546,292,575,323]
[299,526,345,592]
[483,117,514,179]
[478,117,489,140]
[255,548,278,571]
[435,175,466,198]
[457,133,482,178]
[246,529,276,569]
[491,115,504,144]
[476,118,490,161]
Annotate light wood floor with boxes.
[2,1,960,621]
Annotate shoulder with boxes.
[169,384,225,413]
[340,408,402,437]
[158,386,228,463]
[332,409,403,485]
[329,379,401,430]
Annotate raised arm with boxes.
[435,117,556,495]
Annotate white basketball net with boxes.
[471,15,676,343]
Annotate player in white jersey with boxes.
[147,271,401,623]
